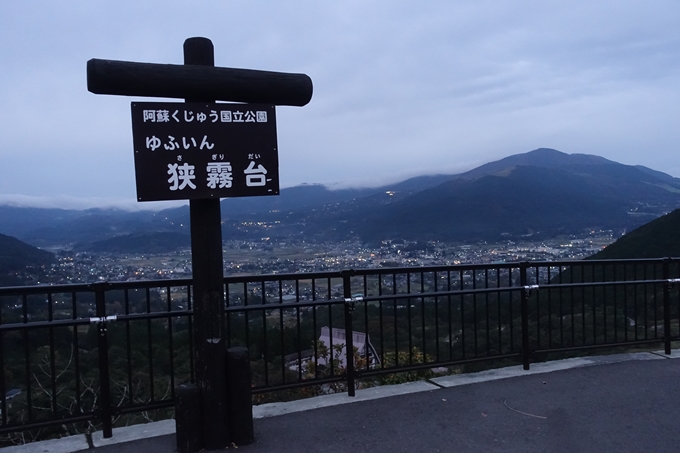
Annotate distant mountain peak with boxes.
[527,147,564,155]
[456,148,616,181]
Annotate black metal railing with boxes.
[2,258,680,443]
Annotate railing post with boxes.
[342,270,356,397]
[663,258,672,355]
[175,383,202,453]
[93,282,113,438]
[226,347,254,445]
[520,263,531,370]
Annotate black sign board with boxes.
[131,102,278,202]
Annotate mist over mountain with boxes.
[2,148,680,250]
[0,206,182,247]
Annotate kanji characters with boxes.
[156,110,170,122]
[143,110,156,122]
[217,110,263,123]
[244,161,268,187]
[206,162,233,189]
[142,110,172,122]
[167,162,196,191]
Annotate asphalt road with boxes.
[76,358,680,453]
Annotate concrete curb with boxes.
[430,351,667,388]
[0,436,88,453]
[253,380,438,419]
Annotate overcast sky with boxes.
[1,1,679,210]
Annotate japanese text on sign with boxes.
[141,108,268,124]
[131,102,278,202]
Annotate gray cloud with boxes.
[1,1,679,208]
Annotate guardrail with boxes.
[1,258,679,444]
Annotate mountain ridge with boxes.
[0,233,55,286]
[587,209,680,259]
[2,148,680,249]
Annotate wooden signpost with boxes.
[88,37,312,450]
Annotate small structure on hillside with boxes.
[285,327,380,373]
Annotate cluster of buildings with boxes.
[39,252,192,284]
[220,230,614,275]
[29,230,615,285]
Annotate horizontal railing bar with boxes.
[349,262,522,275]
[0,283,100,296]
[115,310,193,322]
[4,277,669,328]
[131,257,680,290]
[3,257,679,296]
[224,258,680,284]
[104,279,193,290]
[529,257,680,267]
[252,375,347,394]
[225,299,344,313]
[358,353,523,378]
[534,338,665,355]
[0,317,90,331]
[0,279,194,296]
[358,287,522,303]
[224,270,344,284]
[113,400,176,415]
[0,310,194,332]
[530,279,670,291]
[226,286,526,312]
[0,413,96,434]
[249,279,669,306]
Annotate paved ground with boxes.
[7,352,680,453]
